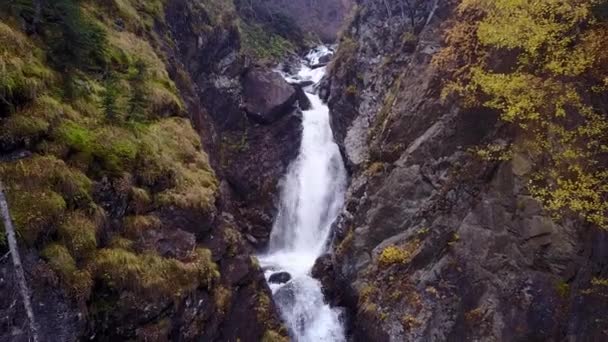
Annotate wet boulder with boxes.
[268,271,292,284]
[243,68,297,124]
[318,53,333,65]
[273,281,297,307]
[295,86,312,111]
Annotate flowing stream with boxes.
[258,46,347,342]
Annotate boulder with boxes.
[139,228,196,261]
[268,271,292,284]
[243,68,297,124]
[318,54,333,64]
[273,281,297,307]
[310,63,329,69]
[295,86,312,111]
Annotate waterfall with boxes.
[258,46,347,342]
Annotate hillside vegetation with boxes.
[434,0,608,229]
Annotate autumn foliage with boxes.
[435,0,608,229]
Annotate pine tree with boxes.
[127,60,148,122]
[101,77,119,123]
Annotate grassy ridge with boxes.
[0,0,219,306]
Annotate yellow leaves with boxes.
[378,240,420,267]
[530,164,608,229]
[438,0,608,230]
[468,0,596,76]
[379,246,409,266]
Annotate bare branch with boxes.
[0,181,39,342]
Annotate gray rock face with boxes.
[325,0,608,341]
[243,69,297,124]
[166,0,303,248]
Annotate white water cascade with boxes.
[258,46,348,342]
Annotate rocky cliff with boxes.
[322,0,608,340]
[0,0,308,340]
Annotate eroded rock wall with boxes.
[323,0,608,341]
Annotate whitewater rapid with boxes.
[258,46,347,342]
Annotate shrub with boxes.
[379,246,409,267]
[437,0,608,229]
[44,0,109,71]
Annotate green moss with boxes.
[56,122,139,173]
[255,292,272,324]
[262,330,289,342]
[105,30,183,115]
[94,247,219,298]
[129,187,152,214]
[136,318,172,342]
[0,95,66,146]
[0,22,54,112]
[108,236,135,250]
[556,281,571,298]
[123,215,161,239]
[139,118,218,211]
[42,243,93,300]
[346,84,357,96]
[0,156,94,245]
[223,227,242,257]
[8,190,66,245]
[98,0,165,31]
[214,285,232,315]
[58,211,97,260]
[200,0,236,25]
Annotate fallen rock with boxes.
[310,63,329,69]
[318,54,332,64]
[273,281,297,307]
[295,86,312,111]
[268,271,292,284]
[243,68,297,124]
[292,80,315,88]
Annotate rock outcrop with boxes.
[243,68,297,124]
[323,0,608,341]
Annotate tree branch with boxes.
[0,181,39,342]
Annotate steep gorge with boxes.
[1,0,607,341]
[0,0,338,340]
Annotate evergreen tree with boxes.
[127,60,148,122]
[101,77,119,123]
